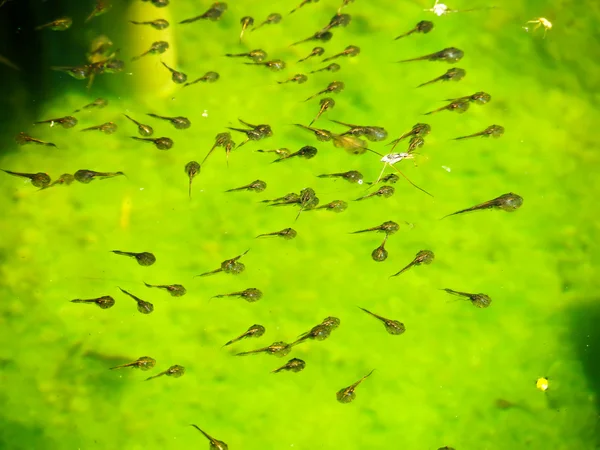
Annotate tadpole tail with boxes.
[453,132,481,141]
[225,186,245,192]
[179,16,202,24]
[183,79,201,88]
[440,203,488,219]
[389,262,413,278]
[201,146,217,166]
[417,77,440,88]
[394,29,415,40]
[194,268,223,277]
[290,36,311,47]
[396,56,427,63]
[109,362,134,370]
[144,373,163,381]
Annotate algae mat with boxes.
[0,0,599,449]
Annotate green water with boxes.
[1,0,599,449]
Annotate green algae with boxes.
[0,0,599,449]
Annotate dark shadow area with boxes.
[0,0,113,143]
[0,412,55,450]
[568,299,600,446]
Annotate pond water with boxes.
[0,0,599,449]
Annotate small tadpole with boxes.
[123,114,153,136]
[118,287,155,314]
[1,169,51,188]
[336,370,375,404]
[441,193,523,219]
[195,250,250,277]
[223,324,265,347]
[85,0,112,23]
[147,113,191,130]
[424,99,470,116]
[130,19,170,30]
[212,288,263,303]
[351,220,400,236]
[243,59,286,71]
[239,16,254,41]
[418,67,465,88]
[358,307,405,335]
[441,288,492,308]
[80,122,117,134]
[310,97,335,126]
[225,180,267,193]
[110,356,156,371]
[291,316,341,347]
[73,98,107,113]
[111,250,156,266]
[34,116,77,128]
[131,41,169,62]
[394,20,433,40]
[145,364,185,381]
[252,13,282,32]
[304,81,344,102]
[272,358,306,373]
[371,235,388,262]
[321,45,360,63]
[453,124,504,140]
[144,282,186,297]
[184,161,201,198]
[277,73,308,85]
[70,295,115,309]
[256,227,297,240]
[273,145,317,163]
[390,250,435,277]
[35,17,73,31]
[235,341,292,357]
[354,185,395,201]
[289,0,318,15]
[184,71,219,87]
[398,47,464,64]
[74,169,124,184]
[15,132,57,147]
[313,199,348,213]
[225,49,267,63]
[179,2,227,24]
[298,47,324,63]
[131,136,173,150]
[161,61,187,84]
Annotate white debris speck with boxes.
[442,166,451,172]
[202,110,209,117]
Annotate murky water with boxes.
[0,1,599,449]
